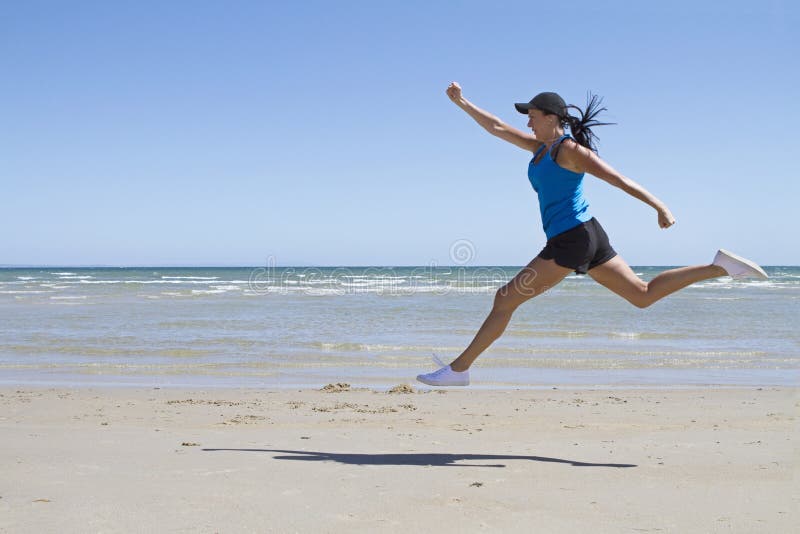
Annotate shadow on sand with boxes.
[202,449,636,468]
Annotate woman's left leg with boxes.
[448,256,574,371]
[588,255,726,308]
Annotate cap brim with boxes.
[514,103,532,114]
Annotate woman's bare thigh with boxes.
[496,256,573,310]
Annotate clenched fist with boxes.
[446,81,462,102]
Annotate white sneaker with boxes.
[713,249,768,280]
[416,354,470,386]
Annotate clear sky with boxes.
[2,0,798,266]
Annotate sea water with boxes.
[0,266,797,388]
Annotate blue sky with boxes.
[2,0,798,266]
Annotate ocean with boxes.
[1,266,797,389]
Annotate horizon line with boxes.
[2,264,797,269]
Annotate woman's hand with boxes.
[657,205,676,229]
[446,81,462,103]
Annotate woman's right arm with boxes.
[446,82,542,152]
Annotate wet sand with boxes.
[1,385,796,533]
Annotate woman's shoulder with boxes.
[553,137,588,173]
[557,135,578,149]
[560,136,595,157]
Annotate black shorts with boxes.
[538,217,617,275]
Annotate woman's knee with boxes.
[628,281,653,308]
[492,259,568,312]
[493,282,534,312]
[493,285,520,312]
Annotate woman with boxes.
[417,82,768,387]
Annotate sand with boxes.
[1,385,796,533]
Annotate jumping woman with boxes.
[417,82,768,387]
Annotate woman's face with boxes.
[527,108,557,134]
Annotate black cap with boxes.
[514,92,567,117]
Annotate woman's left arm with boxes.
[561,141,676,229]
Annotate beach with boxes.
[2,267,798,532]
[2,385,796,533]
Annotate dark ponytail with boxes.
[562,94,614,152]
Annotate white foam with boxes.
[341,275,409,280]
[17,276,37,280]
[162,276,219,280]
[0,290,54,294]
[51,272,76,275]
[339,279,408,288]
[274,284,497,295]
[190,289,228,295]
[695,278,785,289]
[76,280,219,285]
[610,332,641,339]
[122,280,218,285]
[68,280,222,285]
[50,295,88,300]
[311,342,451,353]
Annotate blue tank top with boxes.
[527,134,592,239]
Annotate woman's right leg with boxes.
[587,255,725,308]
[448,256,573,372]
